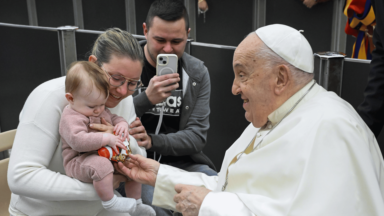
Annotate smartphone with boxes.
[156,54,178,76]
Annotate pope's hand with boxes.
[173,184,211,216]
[117,154,159,187]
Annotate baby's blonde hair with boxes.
[65,61,109,98]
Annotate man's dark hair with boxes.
[145,0,189,32]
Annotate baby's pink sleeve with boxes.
[59,110,104,152]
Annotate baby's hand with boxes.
[108,134,127,154]
[114,122,129,141]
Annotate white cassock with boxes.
[152,80,384,216]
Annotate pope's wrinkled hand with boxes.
[173,184,211,216]
[117,154,159,187]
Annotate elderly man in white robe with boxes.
[117,24,384,215]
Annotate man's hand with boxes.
[173,184,211,216]
[89,117,114,134]
[303,0,317,8]
[198,0,208,11]
[146,73,180,105]
[116,154,159,187]
[129,117,152,149]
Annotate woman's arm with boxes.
[9,122,100,201]
[8,78,100,201]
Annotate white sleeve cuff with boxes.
[199,191,255,216]
[153,164,219,211]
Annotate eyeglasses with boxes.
[102,66,143,91]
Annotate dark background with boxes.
[0,0,356,56]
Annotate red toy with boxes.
[98,139,132,162]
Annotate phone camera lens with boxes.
[163,61,167,64]
[159,57,163,61]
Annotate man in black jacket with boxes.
[131,0,217,215]
[358,0,384,140]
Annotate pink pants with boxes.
[65,152,114,182]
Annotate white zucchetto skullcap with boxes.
[255,24,314,73]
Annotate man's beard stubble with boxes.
[146,44,157,65]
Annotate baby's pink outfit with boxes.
[59,106,127,182]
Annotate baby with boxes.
[59,61,154,215]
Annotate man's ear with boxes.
[65,93,74,104]
[275,65,290,95]
[187,28,191,35]
[143,22,148,39]
[89,55,97,63]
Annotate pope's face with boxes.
[232,34,276,128]
[143,16,190,66]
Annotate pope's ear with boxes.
[65,93,74,104]
[275,65,289,95]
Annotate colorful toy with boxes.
[98,138,132,162]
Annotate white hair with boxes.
[252,33,314,86]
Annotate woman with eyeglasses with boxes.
[7,28,150,216]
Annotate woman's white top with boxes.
[8,77,138,216]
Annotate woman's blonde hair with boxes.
[91,28,144,66]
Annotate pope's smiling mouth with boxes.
[244,99,249,103]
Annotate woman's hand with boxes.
[89,117,114,134]
[129,117,152,149]
[116,154,159,187]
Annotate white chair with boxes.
[0,129,16,216]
